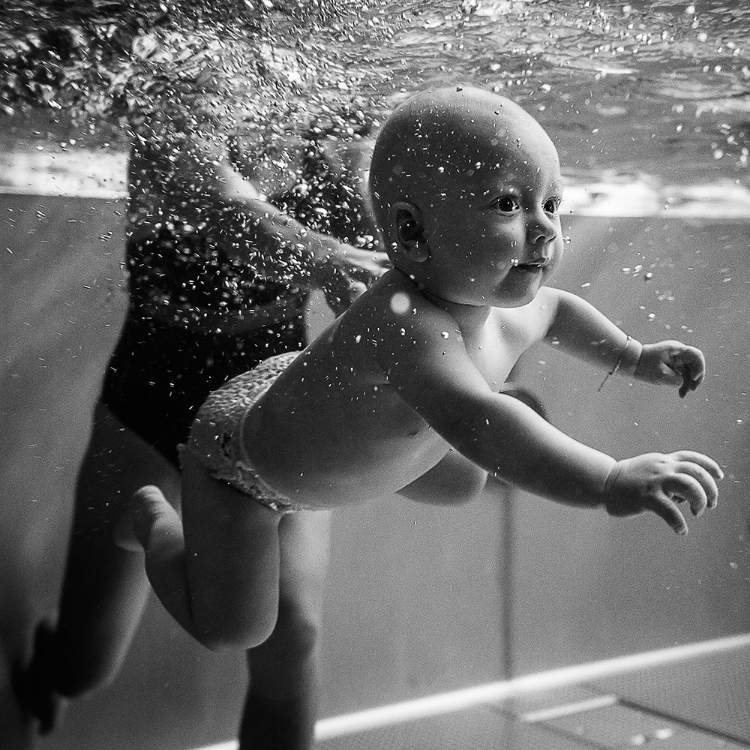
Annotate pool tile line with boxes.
[188,633,750,750]
[519,694,619,723]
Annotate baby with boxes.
[130,86,722,651]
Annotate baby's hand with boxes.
[635,341,705,398]
[603,451,723,535]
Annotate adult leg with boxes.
[19,401,180,730]
[239,510,332,750]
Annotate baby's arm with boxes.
[381,301,721,534]
[546,290,704,397]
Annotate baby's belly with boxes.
[245,372,454,508]
[265,429,452,509]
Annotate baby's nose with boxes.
[528,209,557,243]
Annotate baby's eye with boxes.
[493,195,520,213]
[544,197,560,214]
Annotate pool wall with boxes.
[1,195,747,749]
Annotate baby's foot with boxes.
[13,620,66,734]
[113,501,141,552]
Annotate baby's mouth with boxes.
[511,257,549,271]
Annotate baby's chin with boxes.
[493,277,547,307]
[423,275,545,308]
[494,292,539,309]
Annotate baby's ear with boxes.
[391,201,429,262]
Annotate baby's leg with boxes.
[134,454,284,651]
[240,509,332,749]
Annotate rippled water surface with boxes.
[3,0,749,190]
[322,0,750,186]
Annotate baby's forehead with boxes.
[425,122,558,181]
[404,99,553,162]
[369,88,560,205]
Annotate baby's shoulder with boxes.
[329,273,461,376]
[352,271,453,330]
[532,285,566,309]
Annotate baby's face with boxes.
[418,107,564,309]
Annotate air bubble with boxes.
[389,292,410,314]
[653,728,674,740]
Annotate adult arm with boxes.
[129,109,388,300]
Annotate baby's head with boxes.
[369,86,564,308]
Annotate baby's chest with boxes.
[464,313,544,390]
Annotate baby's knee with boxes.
[198,611,278,652]
[194,576,282,652]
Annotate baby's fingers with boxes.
[672,450,724,483]
[663,473,710,518]
[649,494,689,536]
[673,457,721,510]
[678,366,703,398]
[670,347,705,398]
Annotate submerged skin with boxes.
[133,87,722,653]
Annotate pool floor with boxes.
[316,637,750,749]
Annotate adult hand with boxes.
[314,238,390,314]
[323,239,390,280]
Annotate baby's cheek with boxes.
[541,265,556,285]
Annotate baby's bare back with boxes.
[241,323,448,507]
[237,272,555,509]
